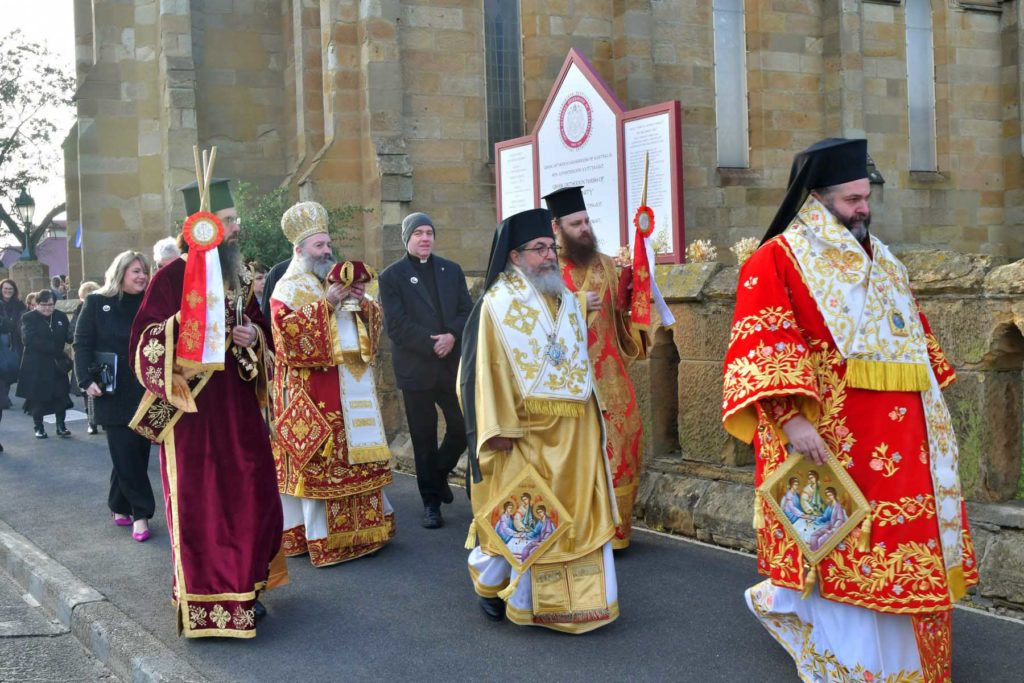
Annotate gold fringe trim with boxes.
[857,515,871,552]
[464,521,478,550]
[497,573,523,601]
[753,490,765,529]
[532,607,612,625]
[846,358,931,392]
[801,564,817,599]
[346,443,391,465]
[322,524,393,551]
[523,397,585,418]
[947,565,968,603]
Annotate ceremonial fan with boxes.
[625,153,675,330]
[177,146,229,371]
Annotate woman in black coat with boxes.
[0,278,27,452]
[16,289,73,438]
[73,251,156,542]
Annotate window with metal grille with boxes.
[485,0,524,161]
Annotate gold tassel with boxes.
[846,358,930,392]
[753,491,765,529]
[523,398,585,418]
[322,438,335,465]
[497,573,522,601]
[567,527,576,553]
[464,521,478,550]
[801,564,817,600]
[294,474,305,498]
[858,515,871,552]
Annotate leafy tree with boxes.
[234,181,370,268]
[0,30,75,256]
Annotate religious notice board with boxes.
[495,49,685,263]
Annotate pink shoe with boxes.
[132,529,151,542]
[112,514,132,527]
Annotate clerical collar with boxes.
[406,253,432,266]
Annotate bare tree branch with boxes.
[0,203,25,240]
[34,201,65,233]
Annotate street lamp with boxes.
[13,188,35,261]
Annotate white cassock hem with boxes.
[745,580,923,682]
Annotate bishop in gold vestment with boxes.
[460,208,619,634]
[270,202,394,568]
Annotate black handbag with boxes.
[89,351,118,394]
[56,354,74,375]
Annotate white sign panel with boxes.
[536,64,621,256]
[624,113,675,256]
[497,144,536,221]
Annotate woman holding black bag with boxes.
[73,251,155,542]
[0,279,27,453]
[17,289,73,438]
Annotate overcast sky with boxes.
[8,2,76,221]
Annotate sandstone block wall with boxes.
[69,1,1024,282]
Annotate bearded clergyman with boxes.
[459,207,620,633]
[543,186,647,549]
[269,201,394,567]
[129,178,283,638]
[722,138,978,681]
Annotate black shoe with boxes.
[87,424,98,435]
[441,481,454,505]
[34,427,47,439]
[253,600,267,621]
[422,505,443,529]
[0,442,4,452]
[56,425,71,438]
[478,596,506,621]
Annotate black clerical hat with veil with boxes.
[760,138,868,245]
[542,186,587,219]
[458,208,554,485]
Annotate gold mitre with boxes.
[281,201,329,245]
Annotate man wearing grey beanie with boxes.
[379,212,474,529]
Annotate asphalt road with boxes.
[1,405,1022,682]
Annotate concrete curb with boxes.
[0,518,207,683]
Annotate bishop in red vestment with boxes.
[544,186,647,549]
[129,179,282,638]
[723,140,977,682]
[269,201,394,567]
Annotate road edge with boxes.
[0,518,207,683]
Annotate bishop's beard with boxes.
[219,240,242,291]
[300,252,336,280]
[559,229,599,266]
[516,261,565,297]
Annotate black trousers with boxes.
[31,404,64,429]
[402,382,467,507]
[105,425,155,519]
